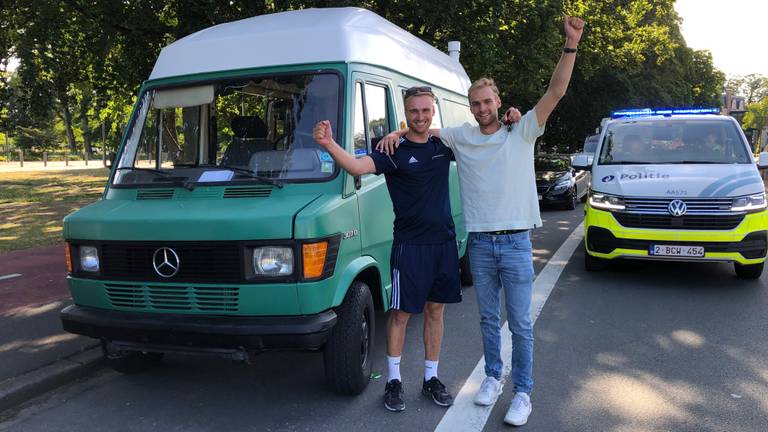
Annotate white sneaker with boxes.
[473,376,502,406]
[504,392,532,426]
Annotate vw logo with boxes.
[152,247,180,278]
[668,199,687,217]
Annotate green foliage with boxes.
[0,0,730,155]
[726,74,768,104]
[743,98,768,134]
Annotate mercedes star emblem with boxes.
[152,247,180,278]
[668,199,687,217]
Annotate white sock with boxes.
[387,355,401,382]
[425,359,439,380]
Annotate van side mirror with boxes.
[572,153,592,171]
[758,152,768,170]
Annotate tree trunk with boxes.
[61,104,77,153]
[81,107,92,158]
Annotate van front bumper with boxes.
[60,305,337,353]
[584,207,768,264]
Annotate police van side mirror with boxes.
[758,152,768,170]
[572,153,592,171]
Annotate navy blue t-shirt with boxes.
[369,135,456,244]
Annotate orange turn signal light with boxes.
[65,242,72,273]
[302,241,328,279]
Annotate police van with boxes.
[59,7,475,395]
[573,108,768,278]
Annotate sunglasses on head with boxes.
[404,86,433,98]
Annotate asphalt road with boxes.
[2,204,767,432]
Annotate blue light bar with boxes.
[611,107,719,119]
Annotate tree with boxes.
[726,74,768,103]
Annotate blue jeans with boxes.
[469,231,534,394]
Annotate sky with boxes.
[675,0,767,78]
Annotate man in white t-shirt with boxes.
[379,16,585,426]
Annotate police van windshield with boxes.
[598,119,751,165]
[113,73,340,187]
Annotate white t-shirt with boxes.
[440,109,545,232]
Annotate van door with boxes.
[352,77,396,305]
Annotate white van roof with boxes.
[149,7,471,94]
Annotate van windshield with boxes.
[114,73,340,187]
[597,119,751,165]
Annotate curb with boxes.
[0,344,104,413]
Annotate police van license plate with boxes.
[649,245,704,257]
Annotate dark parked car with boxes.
[535,155,590,210]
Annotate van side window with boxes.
[443,99,474,127]
[364,83,390,151]
[431,101,443,128]
[353,82,367,157]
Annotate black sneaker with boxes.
[422,377,454,407]
[384,379,405,412]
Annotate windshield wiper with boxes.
[669,161,724,164]
[115,167,196,190]
[218,165,284,188]
[601,161,655,165]
[116,167,172,177]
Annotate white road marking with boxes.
[434,222,585,432]
[0,273,22,281]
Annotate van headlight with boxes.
[252,247,294,276]
[79,246,100,272]
[731,193,766,213]
[589,192,625,211]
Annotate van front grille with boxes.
[223,186,272,198]
[613,213,745,230]
[100,242,242,283]
[105,283,239,312]
[136,189,175,200]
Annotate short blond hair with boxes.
[468,77,500,99]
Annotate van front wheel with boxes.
[324,281,375,395]
[734,262,764,279]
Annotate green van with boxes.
[60,7,474,395]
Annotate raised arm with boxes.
[312,120,375,176]
[534,16,585,127]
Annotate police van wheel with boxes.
[101,341,164,374]
[460,253,473,286]
[324,281,374,395]
[584,250,607,272]
[734,262,764,279]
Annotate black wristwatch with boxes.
[563,47,577,53]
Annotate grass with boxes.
[0,169,109,253]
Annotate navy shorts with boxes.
[389,240,462,313]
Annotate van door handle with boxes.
[354,175,362,190]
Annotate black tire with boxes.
[580,188,589,203]
[565,187,577,210]
[323,281,375,395]
[460,252,473,287]
[734,262,764,279]
[102,342,164,374]
[584,249,607,272]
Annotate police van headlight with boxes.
[589,192,625,211]
[79,246,100,272]
[252,247,294,276]
[731,193,766,213]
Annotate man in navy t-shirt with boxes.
[312,87,460,412]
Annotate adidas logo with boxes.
[409,156,419,164]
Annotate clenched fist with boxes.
[313,120,335,149]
